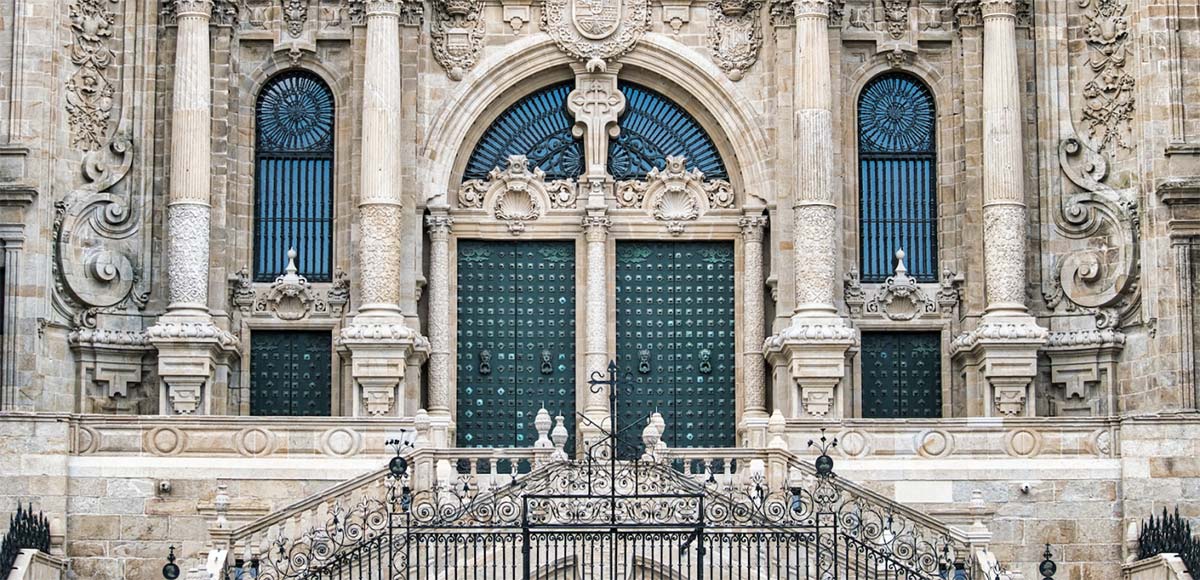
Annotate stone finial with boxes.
[650,412,668,451]
[214,484,230,529]
[533,406,553,449]
[413,409,432,447]
[641,418,662,462]
[767,409,788,449]
[550,414,569,461]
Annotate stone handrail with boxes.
[1124,554,1193,580]
[7,549,65,580]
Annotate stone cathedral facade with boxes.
[1,0,1200,575]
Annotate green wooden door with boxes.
[615,241,735,452]
[456,240,576,451]
[860,331,942,418]
[249,330,332,416]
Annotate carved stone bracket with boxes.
[706,0,764,81]
[457,155,578,234]
[1044,328,1124,416]
[69,327,151,413]
[431,0,484,80]
[146,322,240,415]
[614,156,734,235]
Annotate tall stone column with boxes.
[950,0,1046,417]
[739,214,769,445]
[425,212,453,444]
[148,0,238,415]
[582,214,612,433]
[340,0,426,417]
[764,0,856,419]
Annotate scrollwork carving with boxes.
[455,156,579,231]
[1079,0,1133,152]
[67,0,117,152]
[706,0,763,81]
[53,136,144,312]
[1044,138,1140,329]
[430,0,484,80]
[614,156,734,234]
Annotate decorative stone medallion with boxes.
[543,0,650,68]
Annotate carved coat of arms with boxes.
[544,0,649,65]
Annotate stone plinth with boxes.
[764,320,857,418]
[950,319,1047,417]
[147,321,238,415]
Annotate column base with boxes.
[950,316,1048,417]
[426,409,454,447]
[340,320,429,417]
[764,318,858,419]
[738,411,770,448]
[147,319,240,415]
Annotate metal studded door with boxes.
[616,242,735,451]
[860,331,942,418]
[249,330,332,416]
[456,240,576,451]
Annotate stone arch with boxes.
[421,33,773,208]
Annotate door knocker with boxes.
[638,349,651,374]
[699,348,712,374]
[479,349,492,375]
[541,349,553,375]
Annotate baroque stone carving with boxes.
[457,155,578,233]
[982,204,1027,308]
[53,136,146,312]
[615,156,734,235]
[256,249,319,320]
[166,204,211,306]
[357,204,403,305]
[768,0,794,25]
[1079,0,1133,151]
[542,0,650,68]
[283,0,309,35]
[863,250,937,321]
[568,73,625,180]
[69,326,151,413]
[1044,138,1140,329]
[67,0,117,152]
[706,0,763,81]
[430,0,484,80]
[881,0,909,38]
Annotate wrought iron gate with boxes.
[456,240,577,451]
[615,242,735,452]
[237,363,969,580]
[249,330,332,416]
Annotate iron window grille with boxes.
[858,73,938,283]
[253,71,335,283]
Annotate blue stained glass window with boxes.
[609,82,728,181]
[463,82,583,181]
[254,71,335,282]
[462,81,728,182]
[858,74,938,283]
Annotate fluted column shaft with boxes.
[792,0,837,318]
[357,0,403,319]
[165,0,213,319]
[426,214,453,414]
[981,0,1028,317]
[583,215,611,419]
[740,215,769,418]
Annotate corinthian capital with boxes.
[979,0,1018,18]
[582,215,612,241]
[792,0,829,19]
[738,215,769,241]
[174,0,212,18]
[425,215,454,240]
[365,0,403,17]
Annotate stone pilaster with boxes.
[339,0,426,417]
[425,212,453,444]
[763,0,856,419]
[582,214,612,434]
[739,213,769,444]
[950,0,1046,417]
[147,0,238,415]
[567,63,625,207]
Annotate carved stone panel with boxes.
[706,0,763,81]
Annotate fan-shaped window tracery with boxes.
[254,71,335,282]
[858,74,938,283]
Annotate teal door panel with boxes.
[616,242,735,452]
[250,330,332,416]
[457,240,576,452]
[861,331,941,418]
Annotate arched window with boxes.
[462,81,727,182]
[464,82,583,181]
[254,71,335,282]
[857,74,937,282]
[609,83,727,181]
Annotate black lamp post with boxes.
[161,545,180,580]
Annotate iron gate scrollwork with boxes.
[235,362,970,580]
